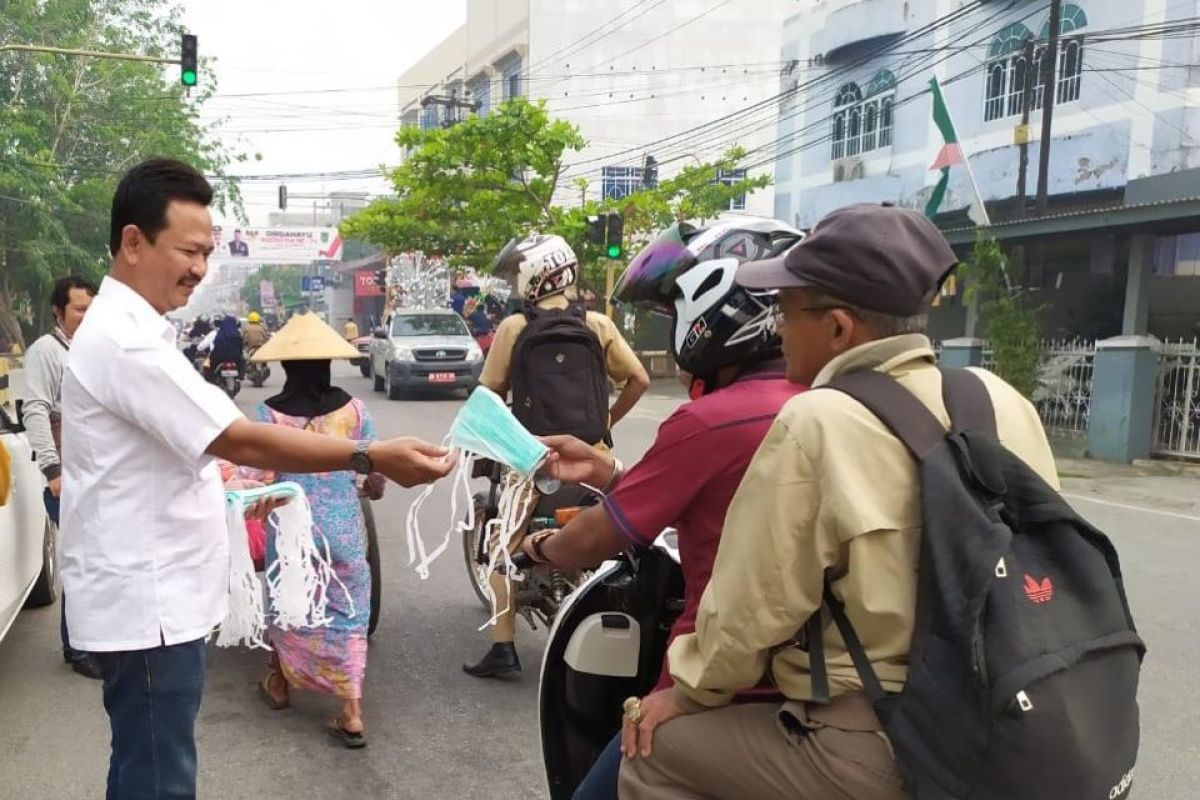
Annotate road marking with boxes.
[1062,492,1200,524]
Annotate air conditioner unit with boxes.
[832,157,864,183]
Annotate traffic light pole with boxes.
[0,43,177,64]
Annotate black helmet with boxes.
[614,218,803,380]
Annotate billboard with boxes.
[211,226,342,263]
[354,269,385,297]
[259,280,277,310]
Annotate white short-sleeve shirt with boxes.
[60,277,242,651]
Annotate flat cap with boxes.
[736,203,959,317]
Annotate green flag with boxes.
[925,77,989,225]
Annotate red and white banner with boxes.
[211,226,343,264]
[354,270,385,297]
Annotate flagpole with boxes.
[930,77,992,227]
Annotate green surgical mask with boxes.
[449,386,547,475]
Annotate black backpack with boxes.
[510,302,610,444]
[803,367,1144,800]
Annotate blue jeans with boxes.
[95,638,207,800]
[572,734,622,800]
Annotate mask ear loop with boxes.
[478,472,536,630]
[405,435,464,580]
[219,498,269,649]
[268,496,350,629]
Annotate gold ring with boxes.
[623,696,642,723]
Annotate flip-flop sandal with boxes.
[326,718,367,749]
[258,674,290,711]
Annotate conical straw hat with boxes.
[250,312,360,362]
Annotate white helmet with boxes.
[493,234,579,304]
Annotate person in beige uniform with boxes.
[464,233,649,679]
[617,204,1059,800]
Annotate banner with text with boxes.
[212,226,343,263]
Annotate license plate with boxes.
[428,372,456,383]
[220,370,238,378]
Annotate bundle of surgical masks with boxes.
[405,386,548,628]
[220,483,349,649]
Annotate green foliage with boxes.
[340,98,586,270]
[341,99,770,291]
[960,236,1044,398]
[0,0,247,346]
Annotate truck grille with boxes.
[414,348,466,362]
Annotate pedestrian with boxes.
[60,157,452,800]
[242,312,383,748]
[342,317,359,342]
[616,204,1060,800]
[19,274,100,679]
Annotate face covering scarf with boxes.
[405,386,550,629]
[219,482,352,649]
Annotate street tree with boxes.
[340,98,587,270]
[0,0,249,348]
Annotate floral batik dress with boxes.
[254,398,377,700]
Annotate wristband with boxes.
[530,531,553,564]
[600,458,625,494]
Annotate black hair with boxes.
[50,275,99,311]
[109,158,213,257]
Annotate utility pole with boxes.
[1035,0,1062,216]
[420,89,481,128]
[1015,38,1037,216]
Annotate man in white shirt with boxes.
[61,158,453,800]
[20,275,99,677]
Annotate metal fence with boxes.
[1152,339,1200,460]
[1030,339,1095,435]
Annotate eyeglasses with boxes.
[771,305,851,327]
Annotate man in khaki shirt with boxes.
[465,233,649,679]
[618,205,1059,800]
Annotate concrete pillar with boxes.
[1121,235,1152,335]
[940,337,985,369]
[1086,335,1161,463]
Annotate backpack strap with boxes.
[939,367,997,437]
[826,370,948,461]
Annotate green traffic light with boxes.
[606,244,621,259]
[182,70,197,86]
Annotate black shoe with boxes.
[462,643,521,679]
[70,655,103,680]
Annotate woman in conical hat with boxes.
[246,312,383,748]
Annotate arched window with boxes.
[984,23,1033,121]
[1048,4,1087,104]
[831,82,862,159]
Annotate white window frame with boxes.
[831,71,895,161]
[717,168,749,211]
[601,165,644,201]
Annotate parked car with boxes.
[0,401,57,646]
[369,309,484,400]
[352,335,372,377]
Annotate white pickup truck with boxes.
[0,391,57,645]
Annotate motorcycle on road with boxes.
[245,348,271,388]
[215,361,242,399]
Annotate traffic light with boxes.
[585,215,605,245]
[278,184,288,211]
[180,34,198,87]
[643,155,658,189]
[605,213,624,259]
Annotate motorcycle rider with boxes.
[243,311,270,352]
[519,219,807,799]
[205,314,245,383]
[462,233,650,680]
[187,313,211,339]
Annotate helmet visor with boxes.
[614,223,698,310]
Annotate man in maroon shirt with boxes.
[519,219,806,800]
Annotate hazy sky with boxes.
[180,1,466,227]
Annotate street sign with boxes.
[302,276,325,293]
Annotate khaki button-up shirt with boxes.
[669,334,1060,710]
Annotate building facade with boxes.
[395,0,792,217]
[772,0,1200,341]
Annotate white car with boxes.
[368,309,484,400]
[0,400,57,645]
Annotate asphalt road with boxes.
[0,362,1196,799]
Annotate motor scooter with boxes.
[246,349,271,388]
[215,361,242,399]
[521,532,684,799]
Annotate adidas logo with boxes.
[1108,768,1134,798]
[1023,574,1054,604]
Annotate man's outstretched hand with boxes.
[370,437,455,487]
[539,435,616,487]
